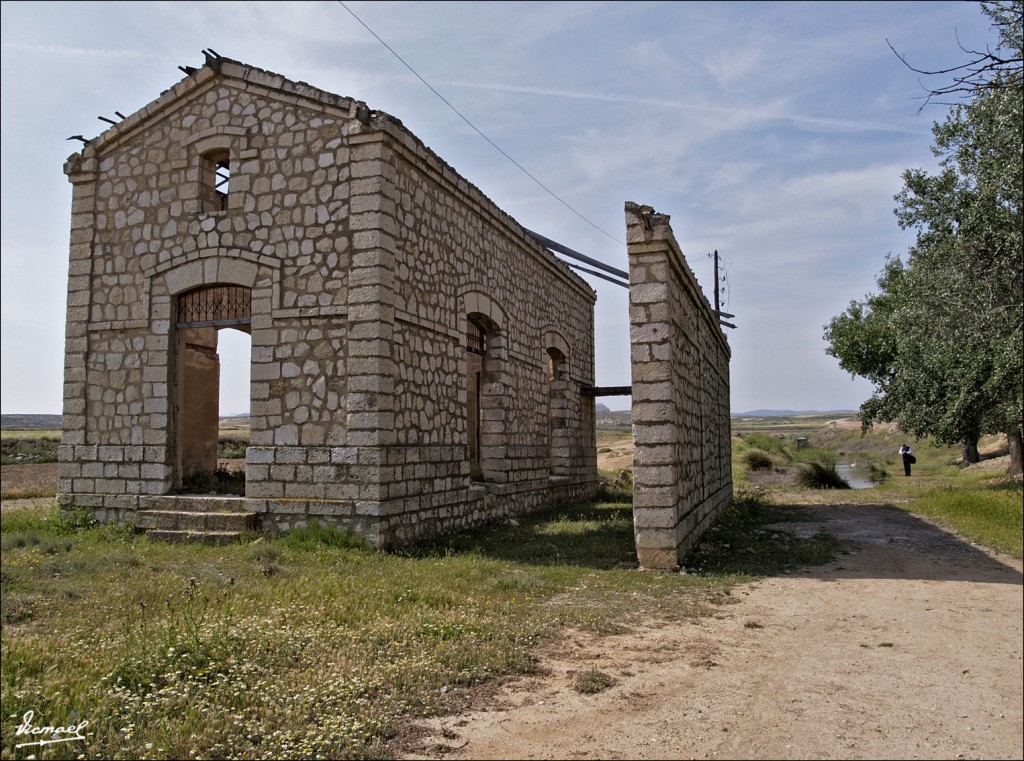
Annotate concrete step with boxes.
[144,529,247,545]
[136,510,257,532]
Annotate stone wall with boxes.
[626,202,732,570]
[59,56,598,546]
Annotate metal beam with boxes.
[524,228,629,281]
[564,262,628,289]
[582,385,632,397]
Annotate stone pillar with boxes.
[58,154,98,504]
[626,202,732,570]
[346,131,398,531]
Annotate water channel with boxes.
[837,463,878,489]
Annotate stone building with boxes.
[59,54,598,546]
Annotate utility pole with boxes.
[712,249,736,329]
[713,249,720,314]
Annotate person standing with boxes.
[899,444,915,476]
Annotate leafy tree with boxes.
[825,1,1023,474]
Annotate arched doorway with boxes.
[174,285,251,488]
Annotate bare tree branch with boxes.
[888,0,1024,112]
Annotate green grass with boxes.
[3,414,1019,758]
[1,487,840,760]
[897,481,1023,557]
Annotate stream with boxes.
[837,463,877,489]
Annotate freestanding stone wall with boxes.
[626,202,732,570]
[58,55,598,547]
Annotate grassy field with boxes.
[2,414,1020,759]
[0,490,839,760]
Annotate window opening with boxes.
[467,321,487,355]
[201,148,231,212]
[466,317,486,478]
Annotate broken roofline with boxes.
[65,52,598,304]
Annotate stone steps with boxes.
[137,495,257,544]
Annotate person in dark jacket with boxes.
[899,444,914,476]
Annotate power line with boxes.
[337,1,624,246]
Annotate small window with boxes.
[201,149,230,212]
[467,319,487,355]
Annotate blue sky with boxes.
[0,1,996,414]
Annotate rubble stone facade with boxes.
[59,56,598,546]
[626,203,732,570]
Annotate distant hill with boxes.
[1,414,253,431]
[1,414,62,430]
[732,409,857,417]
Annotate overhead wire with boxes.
[337,1,625,247]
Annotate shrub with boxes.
[744,449,774,471]
[573,668,616,694]
[795,454,851,490]
[868,463,890,483]
[742,433,789,457]
[217,437,248,459]
[595,469,633,503]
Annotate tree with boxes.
[825,1,1023,474]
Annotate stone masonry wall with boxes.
[59,57,597,546]
[626,202,732,570]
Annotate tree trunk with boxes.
[962,437,980,464]
[1007,425,1023,477]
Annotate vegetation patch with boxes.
[795,454,852,490]
[573,668,616,694]
[0,436,59,465]
[175,467,245,496]
[743,449,775,471]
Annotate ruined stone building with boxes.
[59,55,599,547]
[60,54,733,568]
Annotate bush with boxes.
[217,437,247,459]
[742,433,789,457]
[573,668,616,694]
[595,469,633,503]
[744,449,775,471]
[795,454,851,489]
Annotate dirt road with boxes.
[405,502,1024,760]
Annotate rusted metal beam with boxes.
[524,228,629,282]
[582,385,632,397]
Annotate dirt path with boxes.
[405,503,1024,760]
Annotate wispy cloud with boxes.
[442,78,929,136]
[1,42,144,58]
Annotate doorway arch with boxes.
[174,284,252,486]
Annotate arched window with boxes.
[546,346,570,476]
[466,316,488,479]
